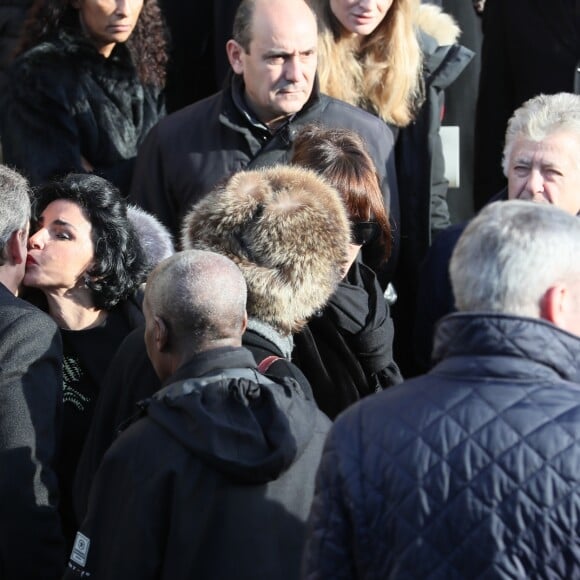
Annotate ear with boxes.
[540,284,570,327]
[154,316,170,353]
[240,310,248,335]
[7,229,27,266]
[226,39,245,75]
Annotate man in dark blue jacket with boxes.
[415,92,580,372]
[66,249,330,580]
[304,200,580,579]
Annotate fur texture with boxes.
[181,166,350,335]
[127,205,174,273]
[415,3,461,46]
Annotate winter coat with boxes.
[391,5,473,377]
[474,0,580,209]
[303,312,580,579]
[0,282,64,580]
[128,74,399,281]
[0,29,164,194]
[293,260,402,419]
[65,346,331,580]
[73,325,315,524]
[0,0,32,98]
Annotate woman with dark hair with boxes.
[24,172,147,546]
[291,124,402,419]
[0,0,167,193]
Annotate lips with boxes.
[26,255,37,266]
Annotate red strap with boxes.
[257,355,281,374]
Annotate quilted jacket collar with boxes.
[432,313,580,383]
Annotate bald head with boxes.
[144,251,248,374]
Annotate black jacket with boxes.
[129,74,399,275]
[73,325,315,523]
[293,261,402,419]
[0,30,164,193]
[0,282,64,579]
[0,0,32,96]
[304,313,580,579]
[66,346,330,580]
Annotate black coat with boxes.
[129,74,399,279]
[66,347,330,580]
[304,313,580,578]
[0,0,32,96]
[73,325,316,523]
[0,282,64,579]
[293,261,402,419]
[0,30,164,193]
[473,0,580,209]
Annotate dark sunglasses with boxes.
[351,221,381,246]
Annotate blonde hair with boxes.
[310,0,423,127]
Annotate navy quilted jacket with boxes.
[303,313,580,579]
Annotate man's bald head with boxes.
[144,250,248,376]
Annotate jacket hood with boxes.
[432,313,580,383]
[181,166,350,334]
[144,348,318,484]
[416,3,461,46]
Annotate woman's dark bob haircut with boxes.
[32,173,147,310]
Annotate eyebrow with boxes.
[37,215,77,229]
[263,47,316,57]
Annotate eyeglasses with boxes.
[351,221,381,246]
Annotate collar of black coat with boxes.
[432,312,580,383]
[227,71,321,136]
[163,346,257,387]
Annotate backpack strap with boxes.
[257,355,282,374]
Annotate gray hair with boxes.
[145,250,247,350]
[0,165,31,264]
[450,201,580,317]
[502,93,580,176]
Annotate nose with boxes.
[28,229,45,250]
[115,0,129,15]
[284,56,302,83]
[523,169,545,197]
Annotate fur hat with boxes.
[127,205,175,273]
[181,166,350,334]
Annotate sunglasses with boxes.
[351,221,381,246]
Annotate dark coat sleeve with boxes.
[1,58,87,185]
[0,305,65,579]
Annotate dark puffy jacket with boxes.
[1,29,164,193]
[304,313,580,579]
[65,346,330,580]
[129,75,399,279]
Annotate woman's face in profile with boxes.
[329,0,394,36]
[25,200,95,294]
[73,0,144,57]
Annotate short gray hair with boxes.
[146,250,247,349]
[450,201,580,317]
[502,93,580,176]
[0,165,31,263]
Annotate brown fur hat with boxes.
[181,165,350,335]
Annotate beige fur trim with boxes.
[416,3,461,46]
